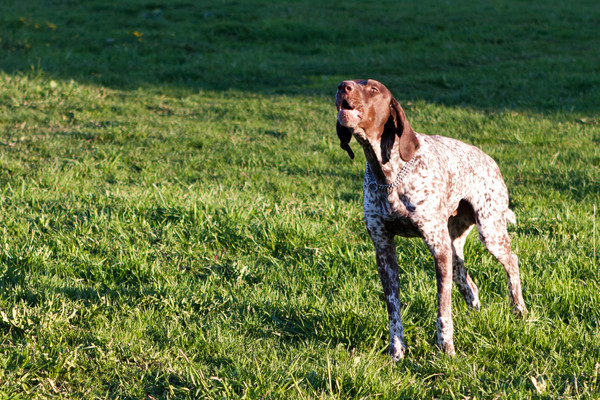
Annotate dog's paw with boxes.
[439,340,456,357]
[390,336,406,361]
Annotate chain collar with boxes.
[365,154,417,192]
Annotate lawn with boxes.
[0,0,599,398]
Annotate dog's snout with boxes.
[337,81,355,93]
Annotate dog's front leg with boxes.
[373,237,406,360]
[424,228,456,356]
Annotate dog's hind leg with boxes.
[448,200,480,310]
[476,211,527,316]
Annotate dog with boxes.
[335,79,527,358]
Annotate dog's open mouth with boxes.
[337,99,363,127]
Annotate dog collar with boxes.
[365,154,417,192]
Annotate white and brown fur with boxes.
[335,79,527,359]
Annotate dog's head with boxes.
[335,79,419,161]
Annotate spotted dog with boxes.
[335,79,527,359]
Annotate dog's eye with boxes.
[371,87,378,93]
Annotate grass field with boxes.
[0,0,599,398]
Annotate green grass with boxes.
[0,0,599,398]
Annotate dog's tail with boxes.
[505,209,516,225]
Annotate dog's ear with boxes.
[389,97,420,161]
[336,121,355,159]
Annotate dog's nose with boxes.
[337,81,354,93]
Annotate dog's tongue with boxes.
[337,108,361,127]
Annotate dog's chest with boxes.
[363,185,421,237]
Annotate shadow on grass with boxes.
[1,0,599,112]
[254,302,386,350]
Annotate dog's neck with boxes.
[352,127,407,186]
